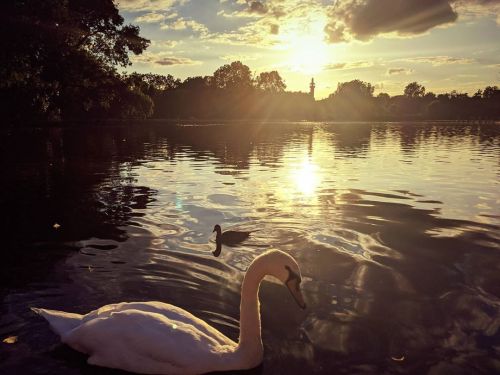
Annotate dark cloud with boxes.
[269,23,279,34]
[324,0,500,43]
[324,23,347,43]
[325,0,459,43]
[155,56,198,65]
[132,51,201,66]
[248,1,268,15]
[387,67,414,75]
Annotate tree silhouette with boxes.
[256,71,286,93]
[0,0,149,121]
[404,82,426,98]
[179,76,212,90]
[213,61,253,90]
[126,73,180,96]
[335,80,375,98]
[319,80,375,120]
[377,93,390,101]
[483,86,499,99]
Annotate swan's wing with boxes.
[82,301,235,346]
[64,309,235,374]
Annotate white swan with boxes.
[32,250,306,374]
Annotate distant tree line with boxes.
[1,1,498,124]
[118,71,500,121]
[316,81,500,121]
[128,62,314,120]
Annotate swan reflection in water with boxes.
[33,250,306,375]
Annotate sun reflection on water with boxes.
[292,157,320,197]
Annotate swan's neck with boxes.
[237,259,266,358]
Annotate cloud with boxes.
[160,18,209,35]
[132,52,201,66]
[151,39,180,48]
[124,0,500,49]
[117,0,181,12]
[211,1,326,46]
[208,14,284,46]
[404,56,475,66]
[325,0,459,43]
[126,0,498,53]
[325,61,374,70]
[387,67,415,75]
[217,1,273,18]
[220,53,262,62]
[248,1,268,14]
[155,56,199,66]
[208,25,278,46]
[453,0,500,23]
[134,12,166,23]
[323,0,500,44]
[215,0,496,47]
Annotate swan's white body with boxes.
[33,250,305,375]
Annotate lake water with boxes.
[0,122,499,374]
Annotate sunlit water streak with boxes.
[0,122,499,374]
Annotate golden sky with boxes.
[118,0,500,99]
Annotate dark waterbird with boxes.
[212,224,250,256]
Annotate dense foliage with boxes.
[0,0,150,121]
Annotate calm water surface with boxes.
[1,122,499,374]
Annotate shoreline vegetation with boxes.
[2,1,499,126]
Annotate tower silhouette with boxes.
[309,78,315,99]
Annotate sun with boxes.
[288,34,329,74]
[280,14,330,74]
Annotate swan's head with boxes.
[258,250,306,309]
[213,224,222,234]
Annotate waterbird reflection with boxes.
[213,241,222,257]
